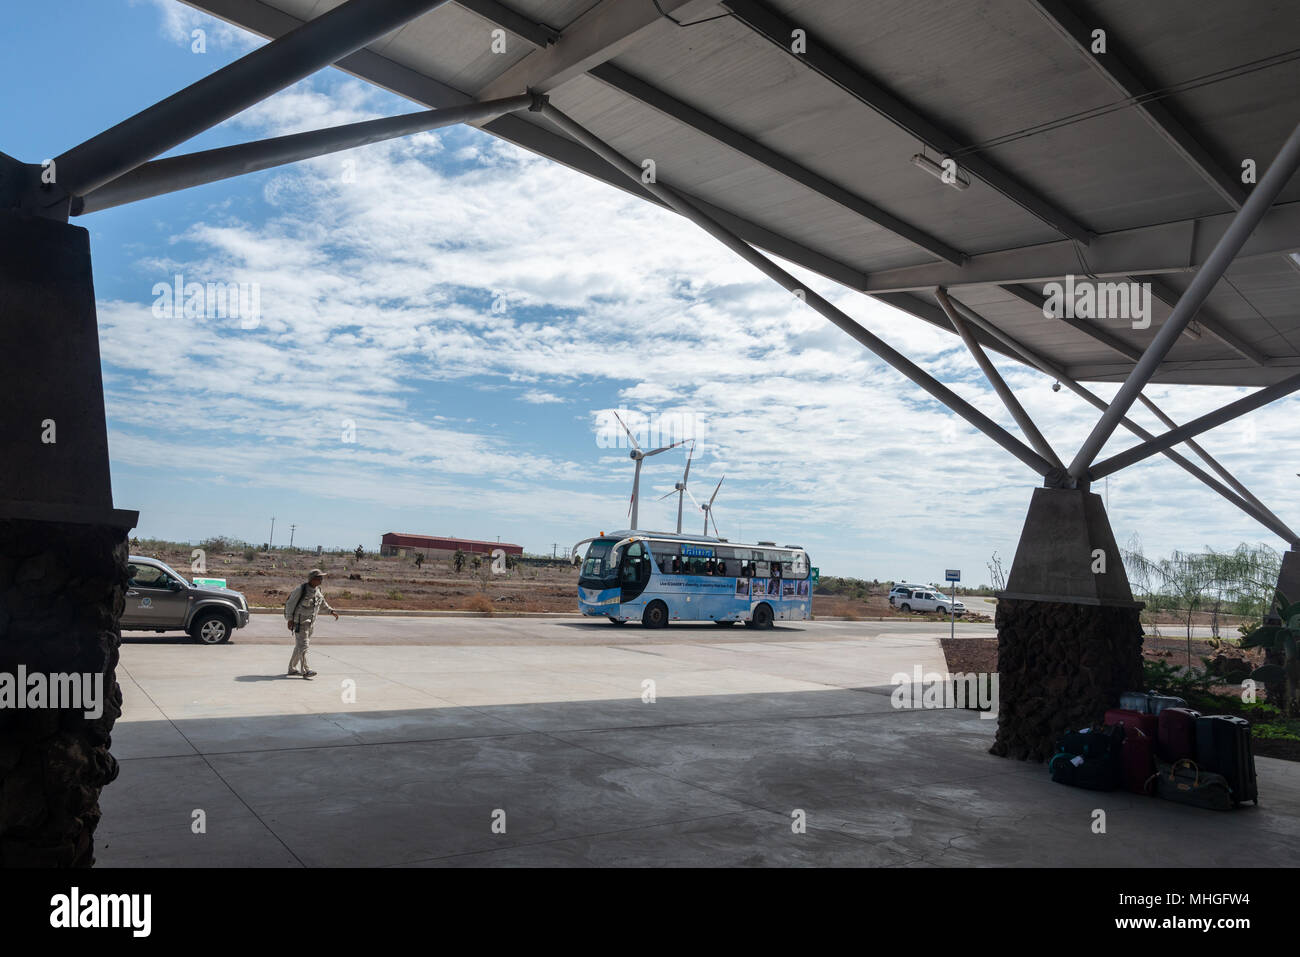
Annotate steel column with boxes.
[53,0,452,200]
[934,288,1063,469]
[1135,393,1279,521]
[1067,119,1300,479]
[946,295,1299,544]
[75,95,534,214]
[538,103,1056,479]
[1091,371,1300,479]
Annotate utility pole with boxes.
[289,524,297,549]
[269,516,276,549]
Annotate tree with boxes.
[354,545,364,561]
[1123,539,1282,666]
[454,549,466,573]
[985,551,1006,592]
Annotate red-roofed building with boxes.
[379,532,523,559]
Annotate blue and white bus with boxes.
[574,530,812,628]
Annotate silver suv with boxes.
[120,556,251,644]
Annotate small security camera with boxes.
[1052,380,1061,392]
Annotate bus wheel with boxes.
[607,616,627,625]
[752,604,774,629]
[641,601,668,629]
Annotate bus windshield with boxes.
[581,540,617,580]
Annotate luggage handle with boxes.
[1169,758,1201,786]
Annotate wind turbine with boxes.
[613,411,685,530]
[657,440,696,534]
[688,475,725,537]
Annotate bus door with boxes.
[619,542,651,602]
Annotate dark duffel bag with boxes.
[1195,715,1258,806]
[1049,725,1125,791]
[1156,706,1201,763]
[1154,759,1234,811]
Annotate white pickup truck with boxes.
[893,587,964,616]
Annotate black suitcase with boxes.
[1194,715,1258,806]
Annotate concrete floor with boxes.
[98,621,1300,866]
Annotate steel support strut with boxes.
[1090,371,1300,479]
[1134,393,1277,518]
[934,287,1063,471]
[1067,119,1300,479]
[536,103,1056,478]
[944,294,1299,545]
[74,94,535,214]
[52,0,452,201]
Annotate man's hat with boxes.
[308,568,327,579]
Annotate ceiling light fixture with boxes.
[911,152,970,190]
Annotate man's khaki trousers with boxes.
[289,619,314,673]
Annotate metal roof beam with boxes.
[539,100,1058,479]
[1068,119,1300,478]
[176,0,868,291]
[475,0,718,100]
[1091,370,1300,480]
[1135,393,1286,528]
[935,288,1064,470]
[1027,0,1248,209]
[723,0,1094,243]
[1001,283,1145,363]
[74,94,534,215]
[863,201,1300,293]
[54,0,451,200]
[455,0,558,48]
[946,294,1300,544]
[871,292,1021,362]
[1143,274,1269,365]
[588,63,966,265]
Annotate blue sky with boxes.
[3,0,1297,584]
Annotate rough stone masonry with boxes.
[0,520,128,866]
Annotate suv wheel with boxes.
[191,611,232,644]
[899,603,911,613]
[936,606,946,615]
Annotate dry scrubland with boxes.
[133,544,978,619]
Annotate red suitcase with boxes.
[1105,708,1158,739]
[1157,707,1200,763]
[1121,726,1156,794]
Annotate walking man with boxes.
[284,568,338,679]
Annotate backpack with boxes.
[1048,724,1126,791]
[285,583,309,622]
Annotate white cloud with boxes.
[95,49,1300,580]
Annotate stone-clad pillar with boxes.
[0,206,137,866]
[990,487,1144,762]
[1260,548,1300,708]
